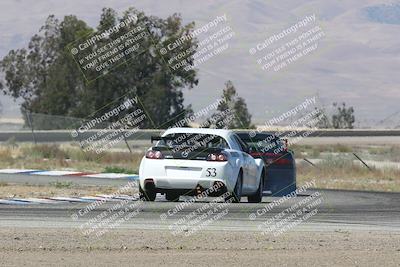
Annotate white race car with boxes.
[139,128,266,203]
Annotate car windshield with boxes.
[157,133,230,149]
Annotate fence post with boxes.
[26,111,37,144]
[353,153,372,171]
[122,130,132,154]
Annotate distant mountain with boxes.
[0,0,400,127]
[364,3,400,25]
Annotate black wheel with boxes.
[165,191,180,202]
[248,170,264,203]
[226,171,243,203]
[139,183,156,201]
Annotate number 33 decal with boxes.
[206,168,217,177]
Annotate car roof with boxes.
[162,127,233,140]
[236,132,280,141]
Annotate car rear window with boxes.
[157,133,230,149]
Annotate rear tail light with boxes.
[146,150,164,159]
[266,158,291,165]
[207,152,228,161]
[274,158,291,165]
[253,152,292,166]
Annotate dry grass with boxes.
[291,144,353,158]
[297,157,400,192]
[0,144,143,173]
[0,184,119,198]
[292,143,400,162]
[291,144,400,192]
[365,146,400,162]
[1,143,400,193]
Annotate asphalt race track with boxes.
[1,188,399,232]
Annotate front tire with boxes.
[226,171,243,203]
[248,170,264,203]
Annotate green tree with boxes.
[313,102,355,129]
[332,102,355,129]
[205,81,254,129]
[0,7,198,129]
[313,107,331,128]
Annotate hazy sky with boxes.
[0,0,399,127]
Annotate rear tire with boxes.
[226,171,243,203]
[165,191,180,202]
[139,183,156,201]
[248,170,264,203]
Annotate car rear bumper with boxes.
[139,158,235,190]
[143,179,227,196]
[148,177,225,190]
[265,168,296,196]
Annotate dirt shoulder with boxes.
[0,183,119,198]
[0,228,399,266]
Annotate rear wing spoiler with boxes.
[150,135,177,143]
